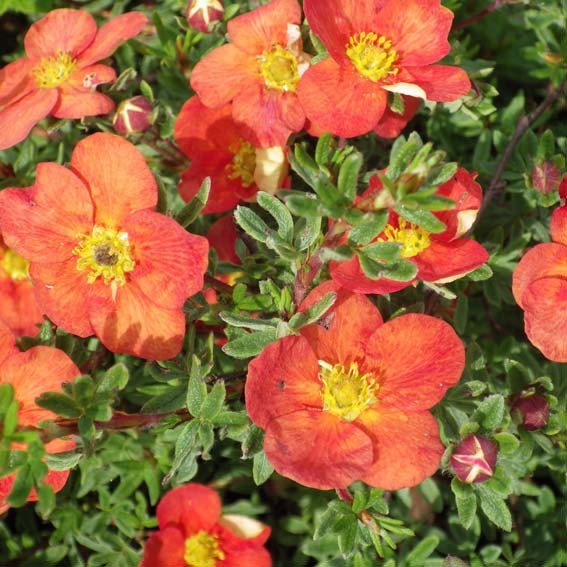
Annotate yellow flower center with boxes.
[226,140,256,187]
[32,51,77,89]
[259,44,300,92]
[345,32,398,83]
[319,360,378,422]
[1,249,30,281]
[381,218,431,258]
[184,531,225,567]
[73,225,135,286]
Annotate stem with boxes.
[204,274,234,295]
[453,0,509,31]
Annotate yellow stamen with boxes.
[345,32,398,82]
[319,360,378,422]
[226,140,256,187]
[73,225,135,287]
[32,51,76,89]
[259,44,300,92]
[184,531,225,567]
[380,218,431,258]
[1,249,30,281]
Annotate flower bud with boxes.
[512,392,549,431]
[113,96,153,135]
[450,435,498,484]
[186,0,224,33]
[531,161,562,195]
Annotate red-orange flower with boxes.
[0,236,43,337]
[140,483,271,567]
[245,282,464,490]
[0,133,209,360]
[174,97,288,213]
[190,0,309,147]
[0,321,78,514]
[0,8,147,150]
[331,168,489,294]
[513,204,567,362]
[297,0,470,138]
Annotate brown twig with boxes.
[204,274,234,295]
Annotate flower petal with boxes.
[403,65,471,102]
[0,163,93,262]
[124,209,209,309]
[0,58,35,108]
[24,9,97,60]
[0,88,58,151]
[222,546,272,567]
[70,133,157,226]
[140,526,186,567]
[245,335,322,429]
[297,58,387,138]
[366,313,464,410]
[30,258,97,338]
[52,90,114,119]
[157,484,221,533]
[88,281,186,360]
[522,276,567,362]
[0,320,17,366]
[76,12,147,67]
[228,0,301,55]
[190,44,259,108]
[374,95,420,138]
[0,278,43,338]
[264,409,374,489]
[358,407,444,490]
[550,205,567,246]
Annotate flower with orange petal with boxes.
[190,0,310,147]
[331,168,489,294]
[296,0,470,138]
[245,282,464,490]
[174,97,288,214]
[140,483,271,567]
[0,236,43,337]
[513,204,567,362]
[0,8,147,150]
[0,133,208,360]
[0,321,78,514]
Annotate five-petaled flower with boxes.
[297,0,470,138]
[245,282,465,490]
[190,0,310,147]
[0,8,147,150]
[331,168,489,294]
[174,96,288,214]
[140,483,272,567]
[0,133,209,360]
[513,204,567,362]
[0,321,79,514]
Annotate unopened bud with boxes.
[559,175,567,201]
[512,392,549,431]
[543,52,564,65]
[186,0,224,33]
[531,161,562,195]
[451,435,498,484]
[113,96,153,135]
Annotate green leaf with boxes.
[473,394,505,431]
[45,451,82,471]
[257,192,294,244]
[176,177,210,228]
[426,162,458,187]
[201,382,226,421]
[222,330,278,359]
[394,205,446,233]
[361,242,401,262]
[294,216,322,250]
[288,292,336,330]
[98,363,129,394]
[348,210,389,246]
[315,133,335,166]
[338,151,363,203]
[252,451,274,485]
[406,535,440,566]
[388,133,423,180]
[493,432,520,454]
[186,356,206,417]
[454,295,468,334]
[35,392,81,419]
[219,312,280,331]
[7,464,33,507]
[389,92,405,115]
[467,264,493,281]
[234,206,273,244]
[284,192,322,218]
[477,485,512,531]
[455,491,477,530]
[380,259,418,282]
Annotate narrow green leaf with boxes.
[234,206,273,244]
[338,151,363,203]
[348,210,389,246]
[477,485,512,531]
[252,451,274,485]
[98,363,129,394]
[201,382,226,421]
[35,392,81,419]
[284,192,322,218]
[176,177,210,228]
[361,242,401,262]
[473,394,505,431]
[406,535,440,566]
[456,491,477,530]
[186,356,206,417]
[288,292,336,330]
[222,330,277,359]
[294,216,322,250]
[394,205,446,233]
[257,192,294,243]
[467,264,493,281]
[315,133,335,166]
[8,463,33,507]
[219,312,280,331]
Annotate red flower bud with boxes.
[450,435,498,484]
[531,161,562,195]
[512,393,549,430]
[186,0,224,33]
[112,96,153,135]
[560,174,567,200]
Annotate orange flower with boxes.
[245,282,464,490]
[174,97,288,213]
[0,8,147,150]
[331,168,489,294]
[0,321,79,514]
[0,133,209,360]
[190,0,309,147]
[140,483,272,567]
[0,236,43,337]
[297,0,470,138]
[513,205,567,362]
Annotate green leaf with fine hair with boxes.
[380,259,418,282]
[201,382,226,422]
[477,485,512,531]
[338,151,363,203]
[35,392,81,419]
[361,242,401,262]
[426,162,458,187]
[456,490,477,531]
[315,133,335,166]
[222,329,278,359]
[7,463,33,507]
[473,394,505,431]
[253,450,274,485]
[406,535,440,566]
[394,205,447,233]
[234,206,273,244]
[284,192,322,218]
[176,177,210,228]
[98,363,129,394]
[186,356,206,417]
[257,192,294,244]
[288,292,336,330]
[387,132,423,180]
[294,215,322,250]
[45,451,83,471]
[348,210,389,246]
[219,312,280,331]
[467,264,493,281]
